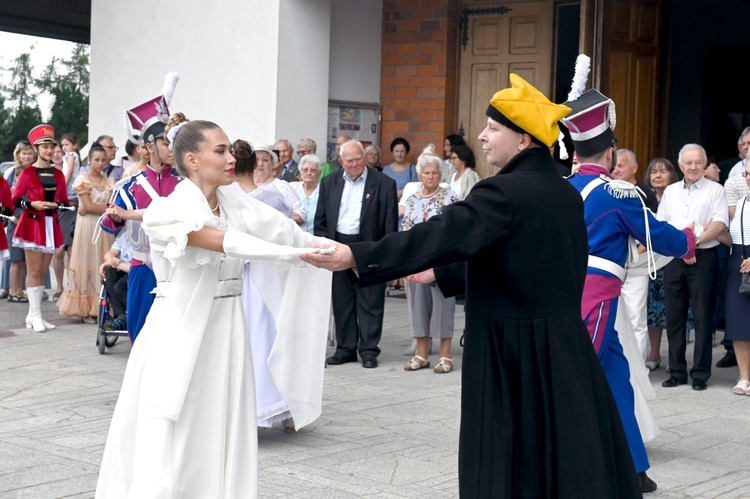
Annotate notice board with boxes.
[326,100,380,162]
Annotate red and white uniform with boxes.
[12,166,69,249]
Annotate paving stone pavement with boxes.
[1,291,750,498]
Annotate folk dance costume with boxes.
[562,60,695,488]
[56,173,114,318]
[95,180,332,498]
[0,176,12,260]
[100,74,182,342]
[568,165,694,470]
[13,124,70,332]
[101,166,181,341]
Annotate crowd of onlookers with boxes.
[606,127,750,396]
[4,123,750,393]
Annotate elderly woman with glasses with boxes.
[291,154,322,234]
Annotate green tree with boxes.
[5,50,36,110]
[0,42,90,159]
[1,50,39,159]
[0,93,13,161]
[53,43,89,145]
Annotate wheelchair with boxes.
[96,280,129,354]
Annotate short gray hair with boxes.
[678,143,707,165]
[299,153,322,171]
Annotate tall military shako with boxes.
[29,91,57,146]
[123,73,179,162]
[560,55,617,158]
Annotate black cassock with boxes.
[347,147,641,498]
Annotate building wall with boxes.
[88,0,381,163]
[380,0,459,165]
[329,0,382,104]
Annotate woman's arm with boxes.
[78,192,107,216]
[64,155,76,184]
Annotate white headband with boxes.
[167,121,188,151]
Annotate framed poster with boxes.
[326,100,380,162]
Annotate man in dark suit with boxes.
[314,140,397,368]
[303,74,640,497]
[275,139,299,180]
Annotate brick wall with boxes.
[380,0,459,164]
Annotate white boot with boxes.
[25,286,47,333]
[26,287,56,330]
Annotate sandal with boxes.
[733,379,750,396]
[7,293,28,303]
[404,355,430,371]
[52,292,62,302]
[434,357,453,374]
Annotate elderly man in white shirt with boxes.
[657,143,728,391]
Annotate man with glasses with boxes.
[274,139,298,181]
[85,135,124,181]
[658,144,727,392]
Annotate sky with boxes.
[0,31,79,89]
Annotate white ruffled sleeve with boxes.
[142,182,226,269]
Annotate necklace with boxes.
[210,202,220,213]
[419,186,441,198]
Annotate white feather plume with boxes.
[37,91,56,123]
[608,99,617,131]
[567,54,591,102]
[557,131,568,160]
[161,72,180,105]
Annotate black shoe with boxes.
[692,379,707,391]
[361,356,378,368]
[326,354,357,366]
[662,376,687,388]
[638,471,657,493]
[103,318,127,331]
[716,351,737,368]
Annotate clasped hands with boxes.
[299,243,435,283]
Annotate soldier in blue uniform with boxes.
[563,69,696,493]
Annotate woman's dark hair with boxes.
[60,133,79,150]
[451,144,476,170]
[232,139,256,176]
[445,134,466,147]
[390,137,410,153]
[88,145,106,158]
[165,113,222,178]
[645,157,679,189]
[125,139,139,156]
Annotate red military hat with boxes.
[28,124,57,146]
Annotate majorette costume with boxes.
[563,56,695,480]
[13,103,71,333]
[100,73,181,342]
[12,125,69,253]
[0,176,12,260]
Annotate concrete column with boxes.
[89,0,331,154]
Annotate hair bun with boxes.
[232,139,254,160]
[166,112,188,130]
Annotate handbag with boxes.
[739,198,750,295]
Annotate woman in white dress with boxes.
[95,115,332,499]
[252,144,305,225]
[230,139,308,431]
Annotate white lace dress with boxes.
[95,180,332,498]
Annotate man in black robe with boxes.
[302,74,641,498]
